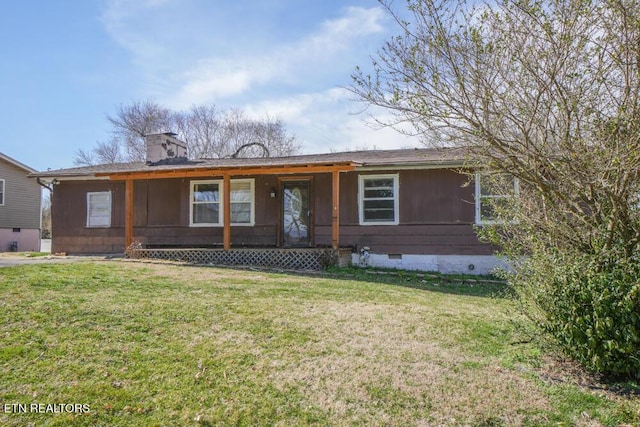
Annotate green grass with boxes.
[0,261,638,426]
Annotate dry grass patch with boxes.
[270,300,550,425]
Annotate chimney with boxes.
[145,132,188,165]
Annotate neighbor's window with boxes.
[190,179,255,226]
[0,179,4,206]
[86,191,111,227]
[190,180,221,226]
[359,174,399,225]
[230,179,255,225]
[475,172,519,224]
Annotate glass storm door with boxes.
[282,181,311,247]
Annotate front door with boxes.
[282,180,311,247]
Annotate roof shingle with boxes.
[30,147,470,178]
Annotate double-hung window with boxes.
[191,180,221,226]
[359,174,399,225]
[230,179,254,225]
[86,191,111,227]
[0,179,4,206]
[190,179,255,226]
[475,172,519,224]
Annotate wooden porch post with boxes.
[125,179,134,249]
[223,174,231,250]
[332,169,340,250]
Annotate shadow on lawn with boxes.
[321,266,514,299]
[192,262,513,299]
[124,259,513,299]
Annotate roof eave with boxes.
[1,152,37,173]
[95,161,361,180]
[357,159,469,170]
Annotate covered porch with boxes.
[99,161,358,269]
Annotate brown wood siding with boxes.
[51,181,125,253]
[315,169,489,254]
[399,169,475,224]
[51,169,492,256]
[315,224,493,255]
[146,178,184,225]
[312,173,331,225]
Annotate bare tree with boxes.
[41,191,51,239]
[176,104,224,159]
[351,0,640,377]
[252,115,300,158]
[74,138,125,166]
[108,100,176,162]
[73,148,97,167]
[74,100,300,165]
[351,0,640,258]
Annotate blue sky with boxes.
[1,0,415,171]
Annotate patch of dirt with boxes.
[537,354,640,398]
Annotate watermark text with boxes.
[2,403,90,414]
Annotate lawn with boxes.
[0,261,638,426]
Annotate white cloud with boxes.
[297,6,385,58]
[244,88,418,153]
[101,0,173,64]
[164,6,387,108]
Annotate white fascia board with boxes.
[356,162,468,172]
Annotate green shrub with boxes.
[514,252,640,379]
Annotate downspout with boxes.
[36,177,53,193]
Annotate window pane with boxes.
[480,197,511,221]
[88,192,110,227]
[480,174,515,197]
[231,182,251,202]
[193,203,219,224]
[193,183,219,202]
[364,188,394,198]
[89,204,110,218]
[364,178,394,189]
[363,199,395,221]
[480,200,497,221]
[364,179,394,199]
[231,202,251,223]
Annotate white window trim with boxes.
[190,179,223,227]
[86,191,111,228]
[0,179,4,206]
[474,172,519,225]
[358,174,400,226]
[189,179,255,227]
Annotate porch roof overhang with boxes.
[96,161,359,180]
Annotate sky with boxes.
[0,0,417,172]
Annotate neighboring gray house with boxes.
[0,152,41,252]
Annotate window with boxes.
[0,179,4,206]
[475,172,519,224]
[230,179,255,225]
[190,180,221,226]
[190,179,255,226]
[359,174,399,225]
[86,191,111,227]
